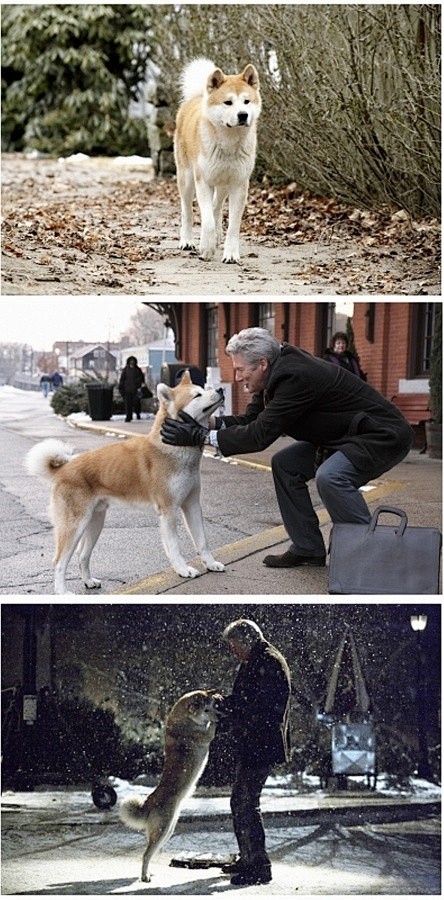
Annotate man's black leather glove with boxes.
[161,411,209,447]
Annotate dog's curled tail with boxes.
[119,796,149,831]
[25,439,74,481]
[181,58,216,101]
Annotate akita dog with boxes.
[25,372,225,594]
[120,689,220,882]
[174,57,261,263]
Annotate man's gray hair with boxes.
[222,618,264,646]
[225,328,281,366]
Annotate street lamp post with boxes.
[15,606,38,790]
[410,614,432,780]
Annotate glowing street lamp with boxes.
[410,614,428,633]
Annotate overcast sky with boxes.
[0,298,147,350]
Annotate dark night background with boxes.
[1,602,440,789]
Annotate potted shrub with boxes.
[426,305,442,459]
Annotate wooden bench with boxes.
[390,393,431,425]
[391,393,431,450]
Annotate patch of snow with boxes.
[113,156,153,167]
[66,411,90,421]
[58,153,90,164]
[0,385,30,395]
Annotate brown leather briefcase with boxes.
[328,506,442,594]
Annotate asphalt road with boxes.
[0,388,297,595]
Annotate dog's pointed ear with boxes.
[180,370,192,385]
[157,382,174,405]
[242,64,259,90]
[207,68,225,92]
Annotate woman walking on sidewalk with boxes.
[118,356,145,422]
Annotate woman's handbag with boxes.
[137,384,152,400]
[328,506,442,594]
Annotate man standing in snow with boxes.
[215,619,291,886]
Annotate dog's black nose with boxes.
[238,111,248,125]
[217,387,225,399]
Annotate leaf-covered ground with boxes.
[1,154,440,295]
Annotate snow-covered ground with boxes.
[2,775,440,895]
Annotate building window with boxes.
[317,302,338,353]
[255,303,275,334]
[411,303,438,376]
[324,302,336,349]
[205,304,218,367]
[319,302,354,354]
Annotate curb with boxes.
[175,799,441,833]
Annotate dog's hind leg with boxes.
[178,165,196,250]
[53,517,91,594]
[159,509,200,578]
[141,812,179,882]
[76,500,108,589]
[51,488,96,594]
[181,492,225,572]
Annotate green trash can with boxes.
[86,383,114,421]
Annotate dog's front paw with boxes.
[222,238,241,263]
[84,577,101,589]
[176,565,200,578]
[179,240,196,251]
[205,559,225,572]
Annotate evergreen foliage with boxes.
[1,4,151,155]
[50,383,88,416]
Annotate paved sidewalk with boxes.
[68,414,442,596]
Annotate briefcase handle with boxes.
[368,506,408,535]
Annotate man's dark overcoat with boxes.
[222,639,291,768]
[216,344,413,473]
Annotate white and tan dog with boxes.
[25,372,225,594]
[120,690,219,882]
[174,57,261,264]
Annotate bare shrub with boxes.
[151,4,440,217]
